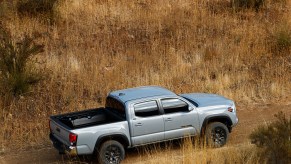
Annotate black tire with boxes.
[98,140,125,164]
[206,122,229,147]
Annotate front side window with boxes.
[134,101,159,117]
[161,99,189,114]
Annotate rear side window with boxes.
[134,101,159,117]
[161,99,189,114]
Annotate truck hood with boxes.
[180,93,234,107]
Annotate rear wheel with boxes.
[206,122,229,147]
[98,140,125,164]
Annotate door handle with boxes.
[165,118,172,122]
[135,123,142,126]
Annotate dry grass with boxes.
[53,139,261,163]
[124,139,260,164]
[0,0,291,162]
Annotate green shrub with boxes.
[0,25,44,96]
[250,111,291,163]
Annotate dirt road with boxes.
[1,103,291,164]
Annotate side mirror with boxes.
[189,106,194,111]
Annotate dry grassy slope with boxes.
[0,0,291,160]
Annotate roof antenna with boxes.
[119,93,125,96]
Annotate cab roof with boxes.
[108,86,176,103]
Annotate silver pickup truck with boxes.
[49,86,238,163]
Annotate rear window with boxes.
[105,97,126,119]
[134,101,160,117]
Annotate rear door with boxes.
[130,100,165,145]
[161,98,199,140]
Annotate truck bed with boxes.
[51,108,124,129]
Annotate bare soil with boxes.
[1,103,291,164]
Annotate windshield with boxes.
[181,97,199,107]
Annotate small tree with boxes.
[0,25,44,96]
[250,111,291,163]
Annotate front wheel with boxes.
[206,122,229,147]
[98,140,125,164]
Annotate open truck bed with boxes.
[51,108,124,129]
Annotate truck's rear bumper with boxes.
[49,133,77,156]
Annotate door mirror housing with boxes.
[189,106,194,111]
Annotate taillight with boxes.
[228,107,233,112]
[69,133,78,146]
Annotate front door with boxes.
[161,98,199,140]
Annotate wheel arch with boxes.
[201,115,233,135]
[94,133,130,152]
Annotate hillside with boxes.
[0,0,291,163]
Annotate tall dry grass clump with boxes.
[0,0,290,158]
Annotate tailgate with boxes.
[50,118,71,146]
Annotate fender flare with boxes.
[95,133,130,151]
[201,114,233,134]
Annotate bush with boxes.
[0,1,11,18]
[16,0,58,22]
[275,26,291,53]
[250,111,291,163]
[0,25,44,96]
[232,0,265,10]
[269,23,291,56]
